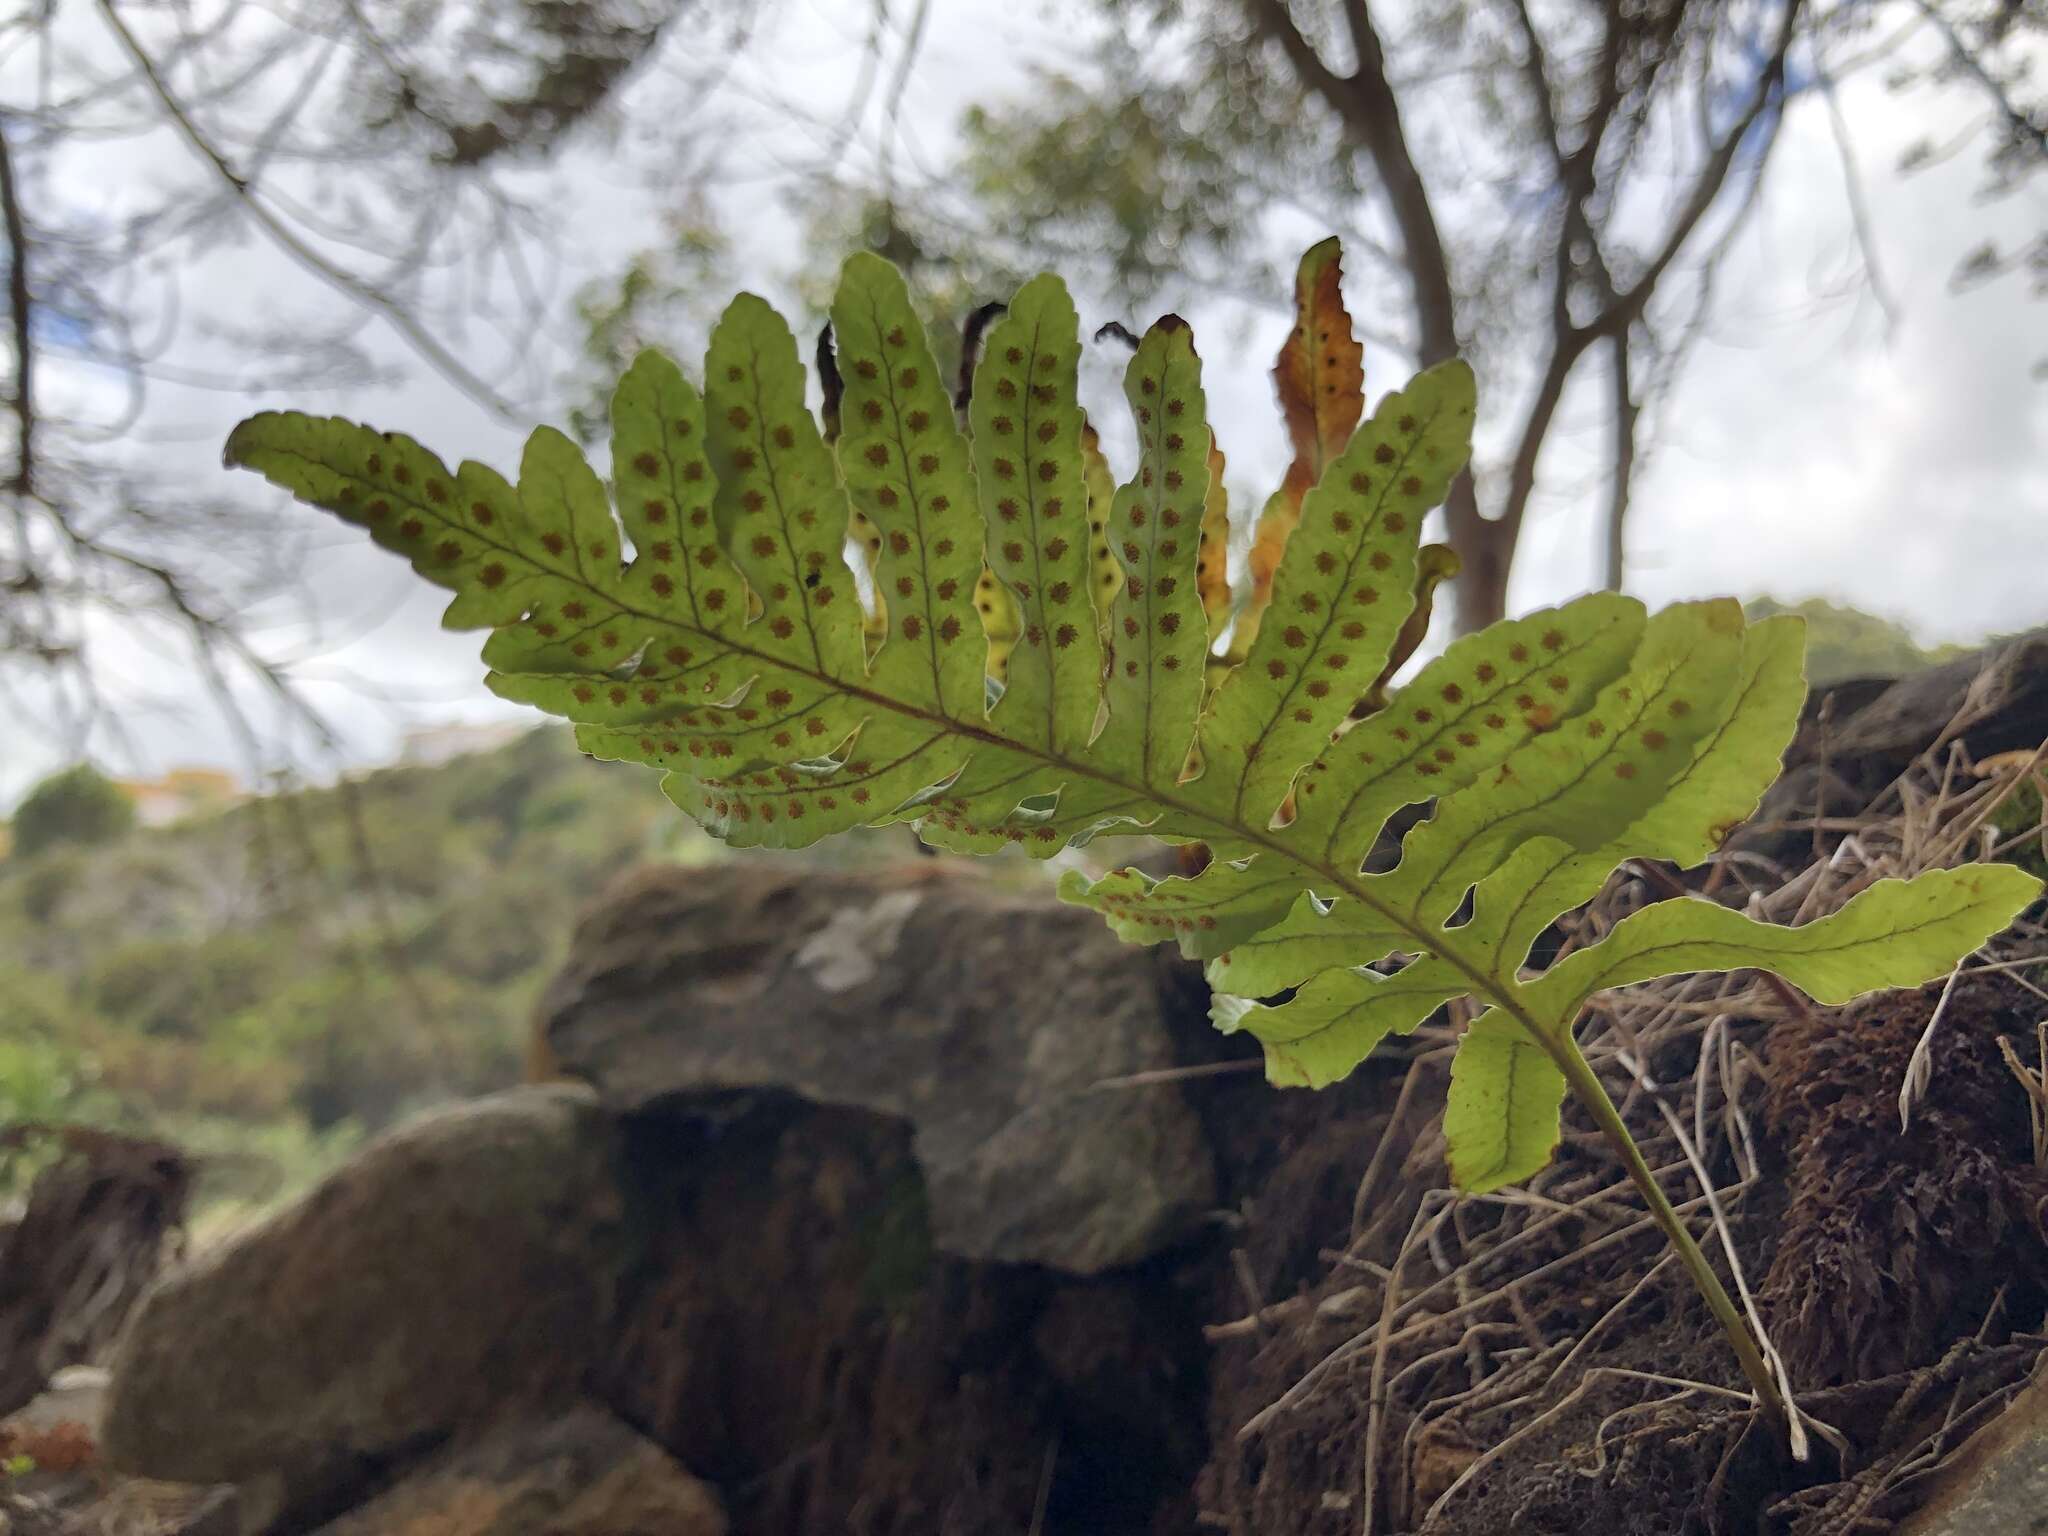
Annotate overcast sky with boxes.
[4,0,2044,806]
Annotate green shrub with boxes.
[230,969,519,1129]
[10,847,88,925]
[12,765,135,859]
[1744,596,1975,687]
[89,931,288,1039]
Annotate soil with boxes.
[1762,975,2048,1385]
[1189,971,2048,1536]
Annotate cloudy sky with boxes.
[4,0,2043,805]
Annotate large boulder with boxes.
[1897,1359,2048,1536]
[1816,625,2048,773]
[597,1093,1211,1535]
[100,1086,626,1493]
[538,862,1216,1275]
[307,1406,726,1536]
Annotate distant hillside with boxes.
[0,729,707,1208]
[1,725,957,1214]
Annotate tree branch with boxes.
[1604,333,1638,593]
[0,117,33,499]
[1247,0,1504,626]
[1495,324,1592,553]
[95,0,520,421]
[1486,0,1801,590]
[1508,0,1624,307]
[1507,0,1569,180]
[1247,0,1460,363]
[1602,0,1806,333]
[1906,0,2048,168]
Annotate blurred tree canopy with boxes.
[1,0,708,769]
[577,0,2042,633]
[1745,594,1979,685]
[0,724,952,1207]
[3,0,2040,771]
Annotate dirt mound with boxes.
[1763,974,2048,1385]
[1196,965,2048,1535]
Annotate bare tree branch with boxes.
[1604,0,1807,333]
[1249,0,1461,363]
[94,0,521,421]
[1486,0,1804,610]
[1906,0,2048,167]
[1605,334,1639,594]
[0,117,31,500]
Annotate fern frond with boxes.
[225,241,2041,1209]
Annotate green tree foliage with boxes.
[226,244,2040,1433]
[87,933,288,1042]
[11,765,136,860]
[1745,596,1978,686]
[0,728,684,1199]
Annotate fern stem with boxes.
[1546,1031,1791,1441]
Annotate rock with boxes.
[1819,626,2048,772]
[0,1480,243,1536]
[1741,626,2048,861]
[599,1096,1208,1535]
[0,1385,239,1536]
[0,1125,189,1420]
[538,862,1216,1274]
[1896,1358,2048,1536]
[307,1406,725,1536]
[2,1365,107,1441]
[101,1086,625,1493]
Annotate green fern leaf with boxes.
[1448,611,1810,984]
[1232,235,1367,663]
[1525,863,2041,1024]
[828,252,987,721]
[1214,959,1464,1089]
[1445,1011,1569,1192]
[1202,892,1405,999]
[1190,359,1474,831]
[224,241,2043,1212]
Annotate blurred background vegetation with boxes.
[0,595,2004,1222]
[0,731,693,1222]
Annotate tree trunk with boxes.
[1448,514,1512,634]
[1441,475,1513,633]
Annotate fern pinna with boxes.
[226,242,2039,1440]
